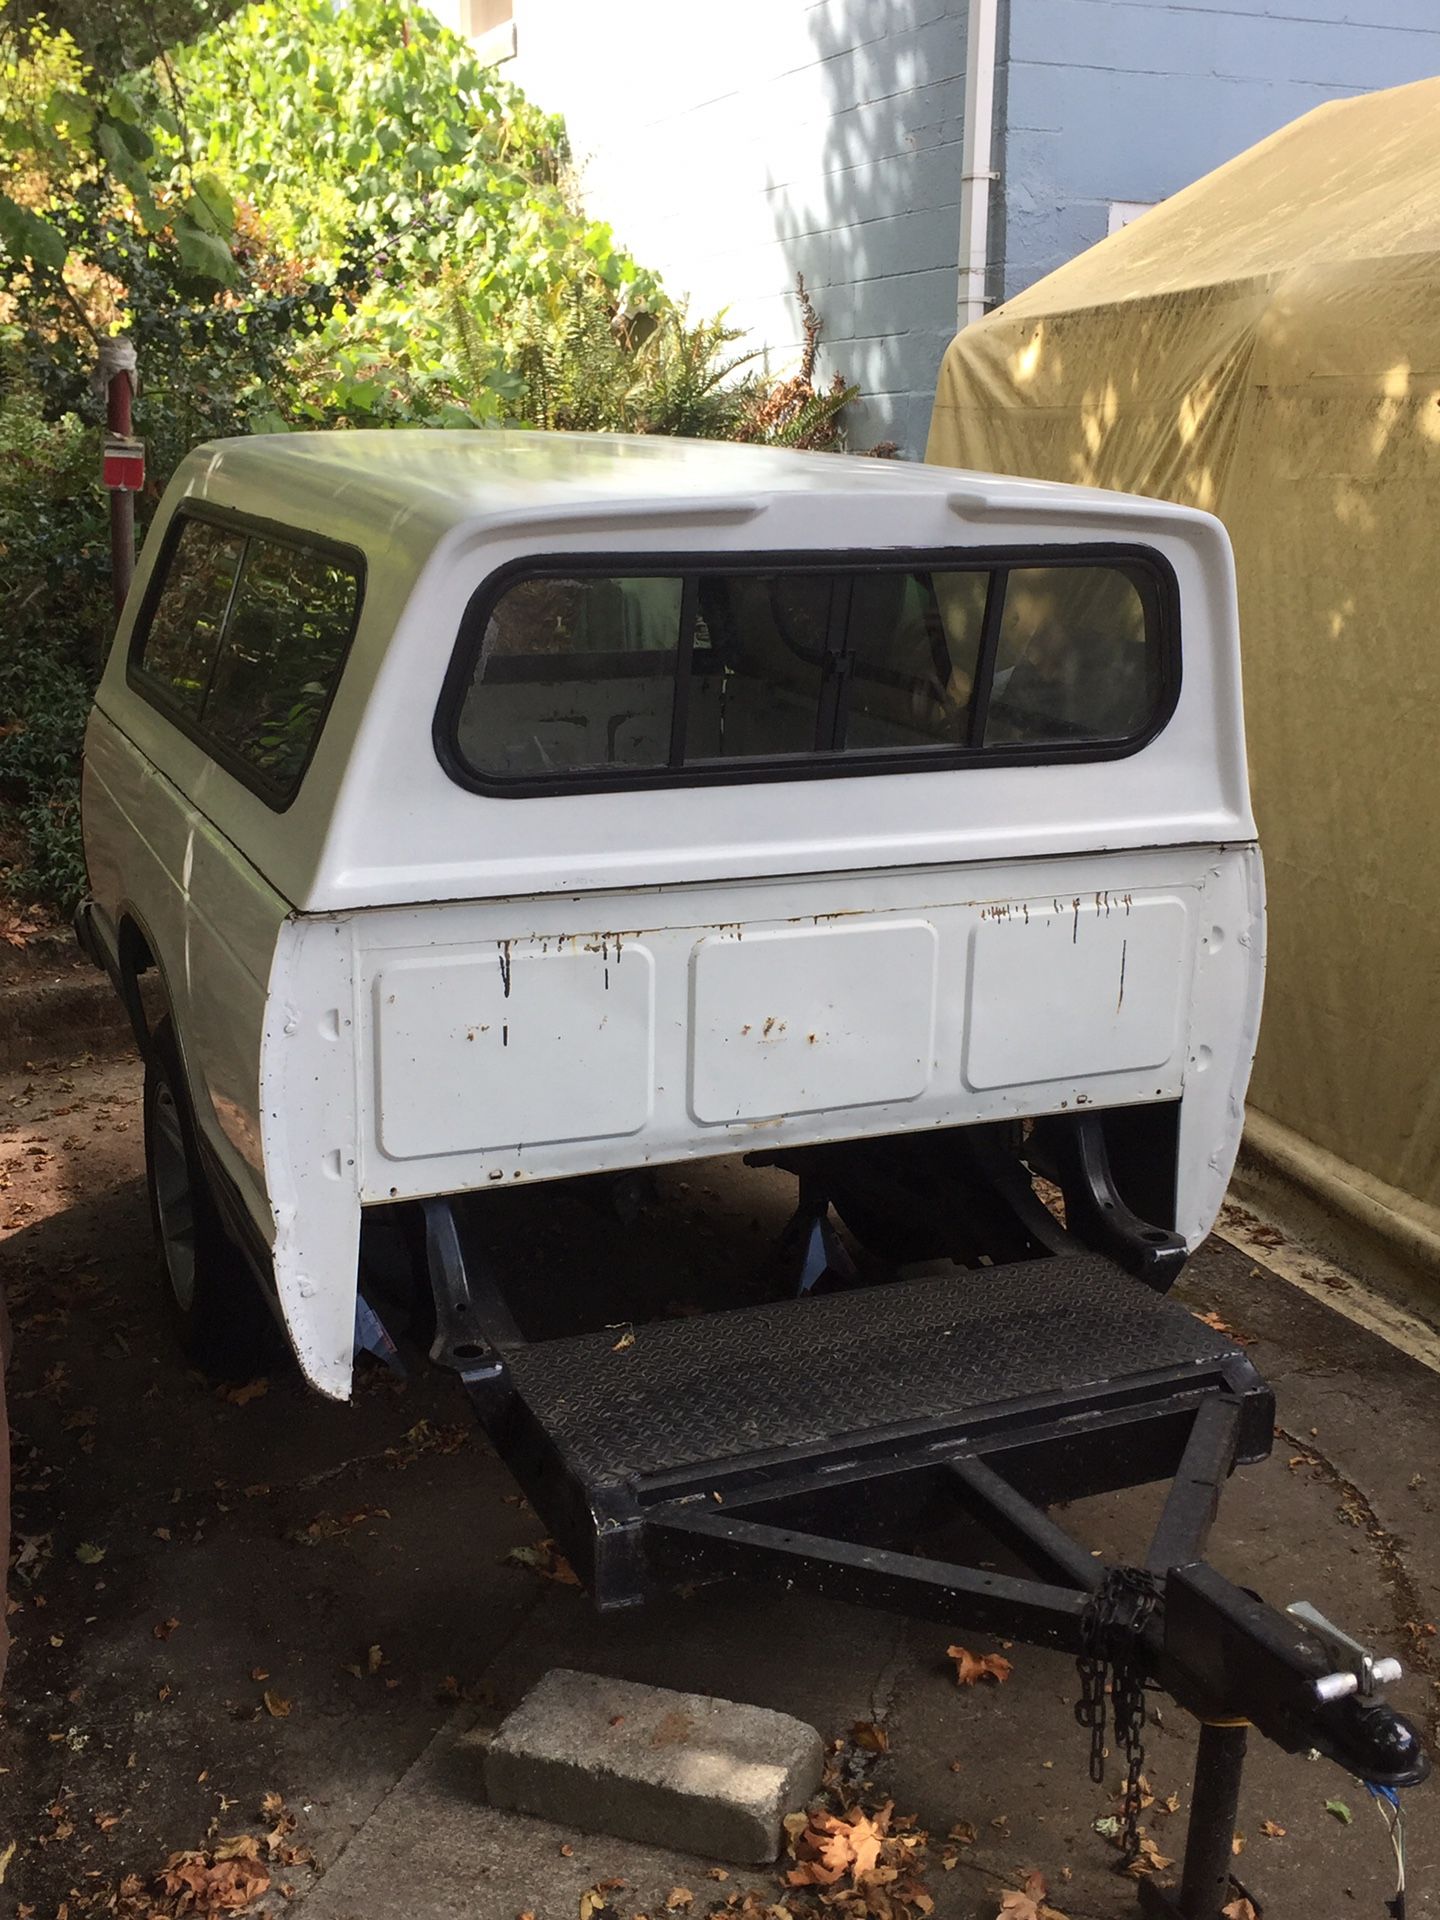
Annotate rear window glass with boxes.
[131,514,362,805]
[446,554,1171,789]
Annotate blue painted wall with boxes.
[1000,0,1440,300]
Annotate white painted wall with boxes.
[505,0,969,455]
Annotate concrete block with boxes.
[483,1668,825,1864]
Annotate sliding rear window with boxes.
[440,549,1176,792]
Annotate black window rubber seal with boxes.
[430,541,1183,799]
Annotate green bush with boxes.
[0,391,110,910]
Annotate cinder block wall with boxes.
[507,0,968,457]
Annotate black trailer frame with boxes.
[416,1194,1428,1920]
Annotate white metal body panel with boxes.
[963,895,1190,1091]
[82,713,285,1222]
[689,921,939,1123]
[254,844,1263,1398]
[374,944,656,1159]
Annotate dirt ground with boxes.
[1,1043,1437,1920]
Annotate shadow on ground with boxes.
[2,1050,1437,1918]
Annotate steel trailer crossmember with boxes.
[423,1205,1429,1918]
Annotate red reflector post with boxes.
[103,434,145,492]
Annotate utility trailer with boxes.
[77,432,1427,1916]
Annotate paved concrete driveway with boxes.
[2,1047,1436,1919]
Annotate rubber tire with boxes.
[143,1016,278,1379]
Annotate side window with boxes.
[204,538,360,795]
[134,519,245,715]
[986,565,1157,746]
[130,514,361,803]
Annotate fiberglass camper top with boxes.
[91,430,1254,909]
[80,430,1263,1403]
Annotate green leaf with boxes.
[102,86,142,126]
[111,118,155,163]
[1324,1798,1352,1825]
[45,89,94,139]
[185,174,236,238]
[96,124,160,228]
[0,193,68,270]
[174,220,237,286]
[74,1541,106,1565]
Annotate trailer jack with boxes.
[421,1198,1429,1917]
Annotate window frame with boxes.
[435,545,1181,797]
[127,502,368,812]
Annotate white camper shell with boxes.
[79,431,1264,1400]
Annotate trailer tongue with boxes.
[423,1201,1427,1919]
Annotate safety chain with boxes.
[1075,1565,1164,1865]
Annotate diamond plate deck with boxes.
[502,1255,1241,1490]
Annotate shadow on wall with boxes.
[761,0,968,457]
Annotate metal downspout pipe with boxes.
[957,0,1000,330]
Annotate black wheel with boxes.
[143,1015,278,1378]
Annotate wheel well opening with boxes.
[117,919,158,1045]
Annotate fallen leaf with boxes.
[1231,1833,1246,1855]
[223,1379,269,1406]
[785,1804,891,1887]
[664,1892,694,1912]
[157,1834,270,1913]
[93,1810,121,1831]
[1123,1834,1174,1877]
[263,1690,293,1719]
[1222,1901,1259,1920]
[154,1616,180,1640]
[504,1539,581,1586]
[611,1327,636,1352]
[1193,1307,1252,1344]
[0,1840,13,1882]
[1260,1819,1286,1838]
[1325,1798,1352,1825]
[947,1644,1013,1686]
[74,1541,106,1565]
[250,1667,270,1683]
[851,1720,890,1752]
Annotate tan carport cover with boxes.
[928,77,1440,1290]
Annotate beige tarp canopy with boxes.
[928,77,1440,1290]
